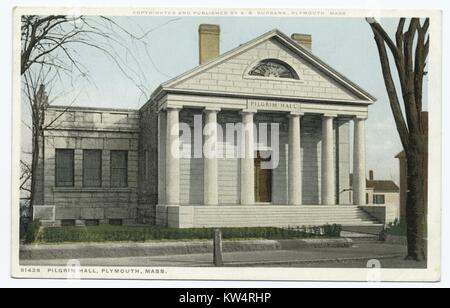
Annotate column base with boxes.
[156,205,194,228]
[156,204,168,227]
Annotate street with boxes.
[20,243,426,269]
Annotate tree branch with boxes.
[371,28,410,152]
[403,18,421,135]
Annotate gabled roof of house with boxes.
[350,174,400,192]
[367,180,400,192]
[147,28,377,105]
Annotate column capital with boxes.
[165,106,181,112]
[289,111,304,117]
[203,107,221,113]
[354,115,368,120]
[322,113,337,118]
[240,109,257,115]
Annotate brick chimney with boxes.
[199,24,220,65]
[369,170,374,181]
[291,33,312,51]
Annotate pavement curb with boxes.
[20,238,353,260]
[223,254,405,267]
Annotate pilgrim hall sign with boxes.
[247,99,302,112]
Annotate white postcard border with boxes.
[10,7,442,282]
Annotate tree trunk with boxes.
[29,125,40,220]
[405,134,427,261]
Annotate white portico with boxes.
[141,25,377,228]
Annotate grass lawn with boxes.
[25,223,342,244]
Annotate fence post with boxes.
[213,229,223,266]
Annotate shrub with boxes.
[25,220,42,244]
[384,219,407,236]
[33,224,343,244]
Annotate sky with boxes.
[22,16,429,184]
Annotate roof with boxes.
[145,28,377,107]
[48,105,139,114]
[367,180,399,192]
[350,174,399,192]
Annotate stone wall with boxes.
[36,106,140,225]
[360,205,387,224]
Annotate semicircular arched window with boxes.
[248,59,299,80]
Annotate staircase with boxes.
[191,205,384,234]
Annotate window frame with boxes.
[82,149,102,187]
[248,58,300,80]
[110,150,128,188]
[55,149,75,187]
[373,194,386,205]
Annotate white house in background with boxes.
[365,170,400,224]
[34,24,385,229]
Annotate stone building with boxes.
[34,25,384,229]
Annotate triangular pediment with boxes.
[157,30,376,104]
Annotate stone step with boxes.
[182,206,383,229]
[194,212,377,218]
[341,224,384,235]
[194,215,378,221]
[341,231,381,242]
[196,220,379,226]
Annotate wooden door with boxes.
[254,151,272,203]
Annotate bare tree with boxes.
[20,159,32,196]
[367,18,429,261]
[22,64,51,218]
[20,15,179,219]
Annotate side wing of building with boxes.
[34,106,140,226]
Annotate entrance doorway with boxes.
[254,151,272,203]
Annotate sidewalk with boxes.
[20,243,415,268]
[20,238,352,260]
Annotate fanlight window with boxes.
[249,59,299,80]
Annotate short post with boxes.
[213,229,223,267]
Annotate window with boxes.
[109,219,123,226]
[110,150,128,187]
[61,219,76,227]
[249,59,299,79]
[83,150,102,187]
[85,219,99,226]
[366,193,369,205]
[55,149,74,187]
[373,194,386,205]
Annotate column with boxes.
[240,111,255,205]
[353,116,366,205]
[157,111,166,204]
[288,112,303,205]
[203,108,219,205]
[165,107,180,205]
[321,114,336,205]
